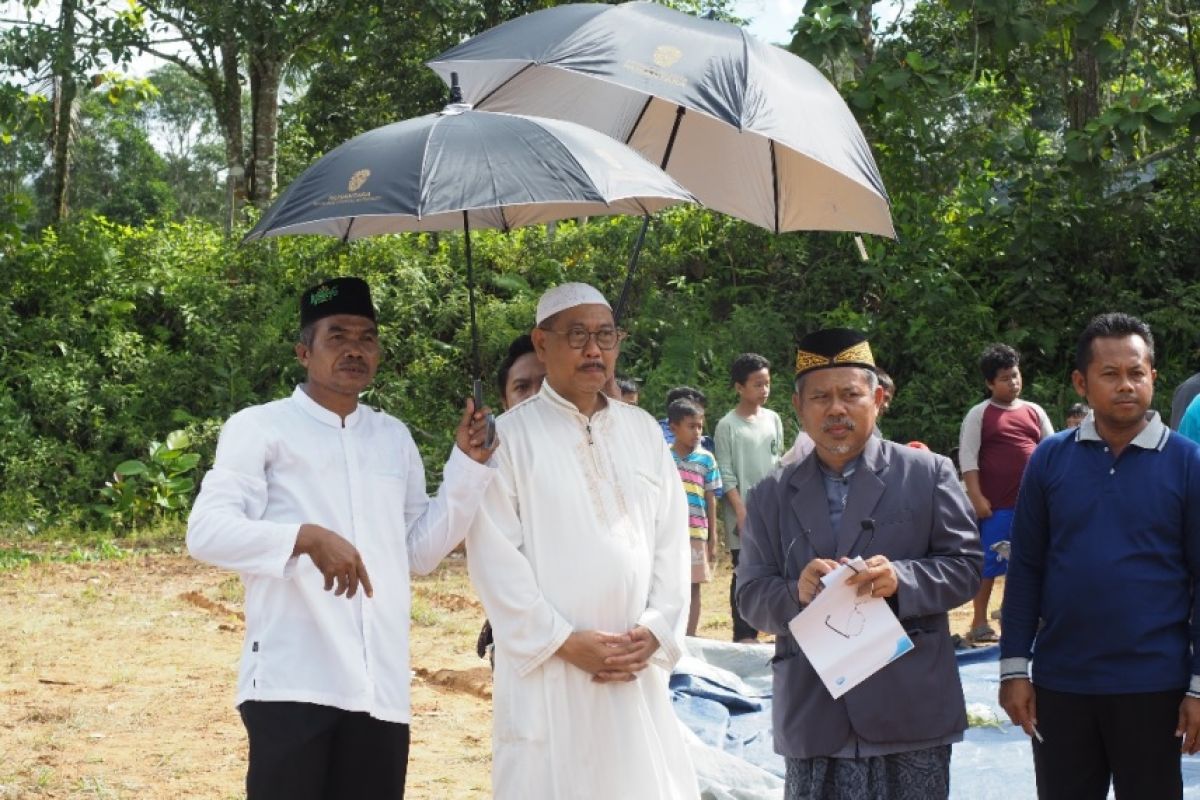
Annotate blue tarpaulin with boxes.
[673,638,1200,800]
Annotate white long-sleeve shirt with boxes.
[466,381,697,799]
[187,386,493,723]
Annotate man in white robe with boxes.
[467,282,698,799]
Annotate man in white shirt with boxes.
[466,282,698,799]
[187,276,496,800]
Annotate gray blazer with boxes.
[736,436,982,759]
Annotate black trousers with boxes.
[239,701,409,800]
[729,548,759,641]
[1032,685,1183,800]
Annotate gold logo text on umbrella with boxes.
[348,169,371,192]
[653,46,682,68]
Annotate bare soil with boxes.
[0,549,997,798]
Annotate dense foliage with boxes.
[1,0,1197,529]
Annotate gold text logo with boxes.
[653,45,682,68]
[348,169,371,192]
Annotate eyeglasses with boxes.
[539,326,628,351]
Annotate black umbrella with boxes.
[245,85,694,440]
[429,1,894,319]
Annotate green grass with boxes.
[0,540,130,573]
[0,547,43,569]
[0,518,188,574]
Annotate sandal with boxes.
[966,625,999,644]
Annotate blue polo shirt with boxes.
[999,411,1200,695]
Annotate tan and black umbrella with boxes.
[429,1,894,316]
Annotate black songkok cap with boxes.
[794,328,876,377]
[299,277,376,329]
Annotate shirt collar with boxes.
[1076,409,1167,451]
[818,453,862,481]
[538,379,608,419]
[292,385,363,429]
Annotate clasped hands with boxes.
[557,627,660,683]
[798,555,898,605]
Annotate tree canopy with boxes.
[0,0,1197,528]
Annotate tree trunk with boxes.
[1067,41,1100,132]
[50,0,78,223]
[218,34,246,201]
[247,53,282,208]
[852,0,876,79]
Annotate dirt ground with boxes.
[0,549,999,799]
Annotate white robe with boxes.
[467,381,698,799]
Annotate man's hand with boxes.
[706,538,717,566]
[735,506,748,533]
[1177,696,1200,754]
[999,678,1038,738]
[597,626,660,682]
[556,630,636,681]
[798,558,840,604]
[972,498,993,520]
[455,397,499,464]
[294,524,373,599]
[963,472,992,520]
[843,555,899,599]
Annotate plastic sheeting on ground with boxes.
[673,638,1200,800]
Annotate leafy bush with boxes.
[1,148,1198,530]
[96,429,201,529]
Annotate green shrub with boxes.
[1,150,1197,530]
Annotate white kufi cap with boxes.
[535,282,611,325]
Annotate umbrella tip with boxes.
[442,71,473,115]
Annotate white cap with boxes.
[535,282,611,325]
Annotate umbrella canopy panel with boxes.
[244,107,694,242]
[429,1,894,237]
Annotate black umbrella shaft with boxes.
[464,210,481,379]
[614,105,686,325]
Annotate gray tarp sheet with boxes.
[673,638,1200,799]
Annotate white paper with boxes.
[787,557,914,699]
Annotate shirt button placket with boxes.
[343,426,375,695]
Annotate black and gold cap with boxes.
[794,328,876,377]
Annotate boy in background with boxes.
[1065,401,1089,428]
[669,398,722,637]
[959,344,1053,643]
[659,386,714,452]
[616,377,640,406]
[715,353,783,643]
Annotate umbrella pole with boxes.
[463,210,481,379]
[463,211,497,449]
[613,105,686,325]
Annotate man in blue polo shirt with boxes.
[999,312,1200,799]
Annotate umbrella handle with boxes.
[473,378,497,450]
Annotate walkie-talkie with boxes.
[473,378,497,450]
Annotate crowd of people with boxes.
[186,276,1200,800]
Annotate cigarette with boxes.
[1031,725,1044,744]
